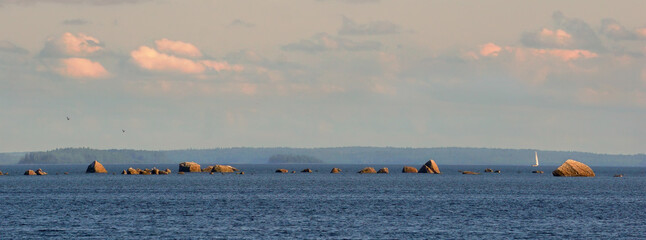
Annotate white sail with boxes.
[532,151,539,167]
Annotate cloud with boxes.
[0,0,149,6]
[521,28,572,48]
[282,33,380,52]
[40,32,103,57]
[599,18,646,41]
[54,57,108,78]
[338,16,402,35]
[130,41,242,74]
[229,19,255,28]
[0,40,29,54]
[479,43,502,57]
[154,38,202,58]
[62,18,89,25]
[315,0,380,3]
[550,11,604,51]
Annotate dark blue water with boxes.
[1,164,645,239]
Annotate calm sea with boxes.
[0,164,645,239]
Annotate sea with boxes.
[0,164,645,239]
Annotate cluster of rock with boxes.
[179,162,241,174]
[24,169,47,175]
[552,159,595,177]
[122,167,172,175]
[484,168,501,173]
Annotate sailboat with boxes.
[532,151,539,167]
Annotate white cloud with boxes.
[40,32,103,57]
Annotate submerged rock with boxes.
[484,168,493,173]
[178,172,185,175]
[178,162,202,173]
[462,171,480,175]
[301,168,312,173]
[552,159,595,177]
[402,166,418,173]
[418,159,441,174]
[614,174,623,177]
[377,168,389,174]
[358,167,377,174]
[330,168,342,173]
[532,170,544,174]
[86,160,108,173]
[24,170,37,175]
[276,169,288,173]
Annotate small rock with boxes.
[532,170,544,174]
[238,172,245,175]
[276,169,288,173]
[614,174,623,177]
[212,165,239,173]
[178,162,202,173]
[462,171,479,175]
[377,168,389,174]
[484,168,493,173]
[301,168,312,173]
[35,169,47,175]
[494,170,501,173]
[24,170,37,175]
[178,172,185,175]
[357,167,377,174]
[402,166,418,173]
[330,168,342,173]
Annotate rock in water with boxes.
[484,168,493,173]
[552,159,595,177]
[35,169,47,175]
[178,162,202,173]
[301,168,312,173]
[377,168,389,174]
[276,169,288,173]
[532,170,544,174]
[86,160,108,173]
[0,171,3,175]
[202,166,215,172]
[121,170,127,175]
[402,166,418,173]
[127,167,139,175]
[418,159,441,174]
[494,170,501,173]
[357,167,377,174]
[211,165,239,173]
[330,168,342,173]
[614,174,623,177]
[24,170,36,175]
[462,171,480,175]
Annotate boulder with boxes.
[178,162,201,173]
[402,166,418,173]
[202,166,215,172]
[484,168,493,173]
[0,171,3,175]
[35,169,47,175]
[211,165,239,173]
[462,171,479,175]
[532,170,544,174]
[418,159,441,174]
[164,169,172,174]
[127,167,139,175]
[330,168,342,173]
[301,168,312,173]
[121,170,127,175]
[377,167,389,174]
[151,168,160,175]
[552,159,595,177]
[24,170,36,175]
[357,167,377,174]
[86,160,108,173]
[276,169,288,173]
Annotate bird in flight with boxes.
[122,129,126,133]
[66,117,70,120]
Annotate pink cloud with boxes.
[56,58,108,78]
[539,28,572,46]
[479,43,502,57]
[130,43,242,74]
[45,32,103,57]
[530,49,597,61]
[154,38,202,58]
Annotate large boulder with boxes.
[126,167,139,175]
[211,165,239,173]
[377,167,389,174]
[418,159,441,174]
[357,167,377,174]
[24,170,36,175]
[179,162,202,173]
[402,166,418,173]
[330,168,342,173]
[276,169,288,173]
[86,160,107,173]
[35,169,47,175]
[552,159,595,177]
[301,168,312,173]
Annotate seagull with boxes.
[122,129,126,133]
[66,117,70,120]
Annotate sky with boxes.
[0,0,644,154]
